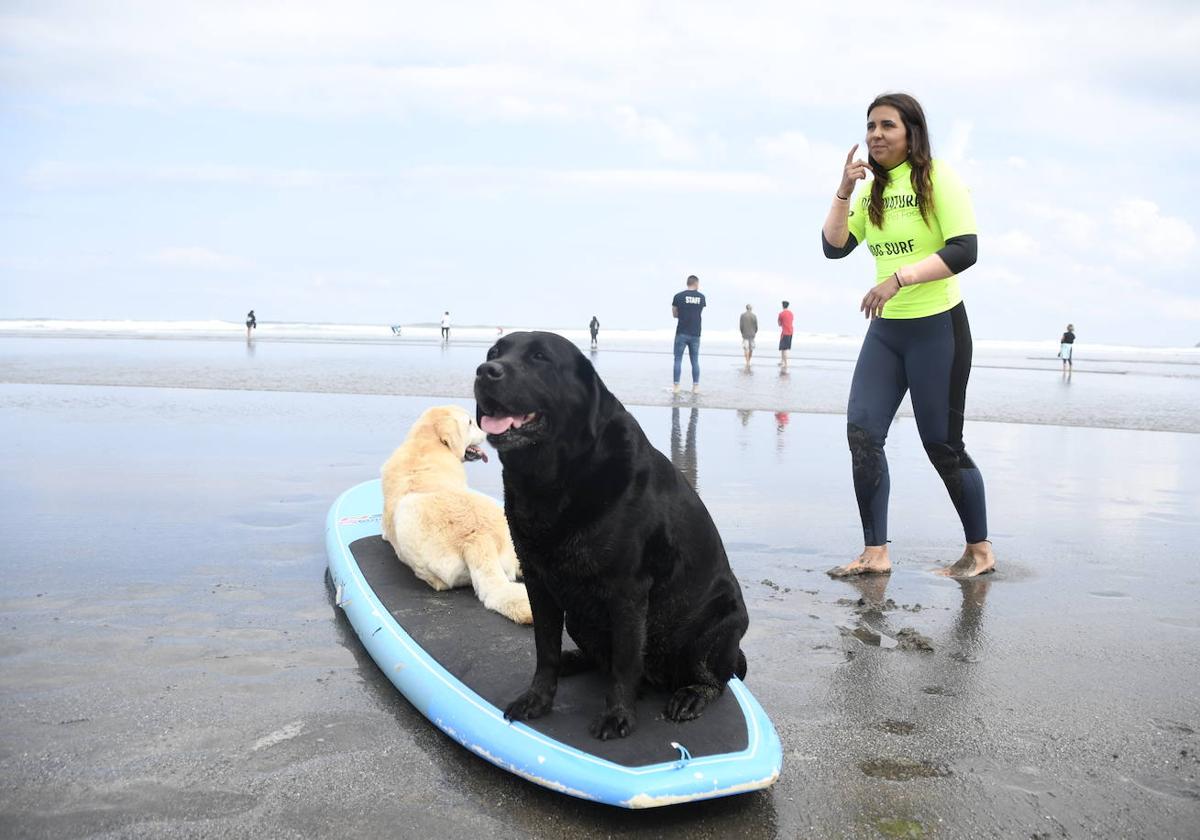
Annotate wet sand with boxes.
[1,376,1198,838]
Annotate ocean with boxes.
[2,319,1197,433]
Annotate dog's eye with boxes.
[531,351,549,362]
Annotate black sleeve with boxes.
[822,231,858,259]
[935,234,978,275]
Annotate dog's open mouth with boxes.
[480,412,540,436]
[464,444,488,463]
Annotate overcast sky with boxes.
[2,1,1198,346]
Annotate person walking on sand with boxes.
[777,301,794,371]
[589,315,600,349]
[671,275,706,394]
[820,91,994,579]
[245,309,256,339]
[440,311,451,342]
[1059,324,1075,371]
[739,304,758,368]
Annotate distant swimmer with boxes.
[820,91,994,579]
[589,315,600,349]
[441,311,451,342]
[1059,324,1075,371]
[245,310,256,339]
[739,305,758,368]
[776,301,793,371]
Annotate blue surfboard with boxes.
[326,479,782,808]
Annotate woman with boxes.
[821,92,994,578]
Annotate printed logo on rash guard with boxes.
[869,239,917,257]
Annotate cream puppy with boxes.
[381,405,531,624]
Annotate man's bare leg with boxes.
[827,545,890,577]
[935,540,996,578]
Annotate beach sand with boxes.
[1,347,1198,837]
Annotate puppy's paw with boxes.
[665,685,718,721]
[589,705,636,740]
[503,689,553,722]
[504,592,533,625]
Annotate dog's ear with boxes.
[577,354,613,438]
[434,413,465,455]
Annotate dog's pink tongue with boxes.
[480,415,517,435]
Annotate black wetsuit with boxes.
[847,303,986,545]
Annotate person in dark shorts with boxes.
[589,315,600,349]
[671,275,706,394]
[245,310,256,339]
[820,91,994,579]
[1059,324,1075,370]
[777,301,794,370]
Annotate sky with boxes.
[2,1,1199,346]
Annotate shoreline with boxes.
[2,377,1197,436]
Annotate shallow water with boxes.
[2,334,1198,433]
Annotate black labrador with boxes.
[474,331,748,740]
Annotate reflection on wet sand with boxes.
[775,411,789,455]
[670,405,699,491]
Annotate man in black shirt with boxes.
[671,275,706,394]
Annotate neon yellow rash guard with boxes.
[846,159,977,319]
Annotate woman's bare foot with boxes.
[827,545,891,577]
[935,540,996,577]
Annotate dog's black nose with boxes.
[476,361,504,380]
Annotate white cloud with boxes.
[944,120,973,164]
[556,169,779,194]
[1111,199,1197,265]
[611,107,702,163]
[1023,203,1100,249]
[144,247,251,271]
[991,229,1039,259]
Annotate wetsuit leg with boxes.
[904,304,988,543]
[846,321,909,545]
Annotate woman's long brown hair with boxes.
[867,93,933,229]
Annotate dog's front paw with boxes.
[665,684,718,721]
[504,689,553,722]
[505,591,533,625]
[589,705,636,740]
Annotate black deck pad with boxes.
[350,536,749,767]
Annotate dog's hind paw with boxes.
[665,685,718,721]
[589,706,636,740]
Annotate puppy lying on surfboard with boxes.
[381,405,532,624]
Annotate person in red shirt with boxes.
[777,301,794,371]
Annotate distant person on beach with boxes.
[671,275,706,394]
[441,312,451,341]
[245,310,256,339]
[820,91,993,579]
[1059,324,1075,370]
[739,305,758,367]
[589,315,600,349]
[777,301,794,371]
